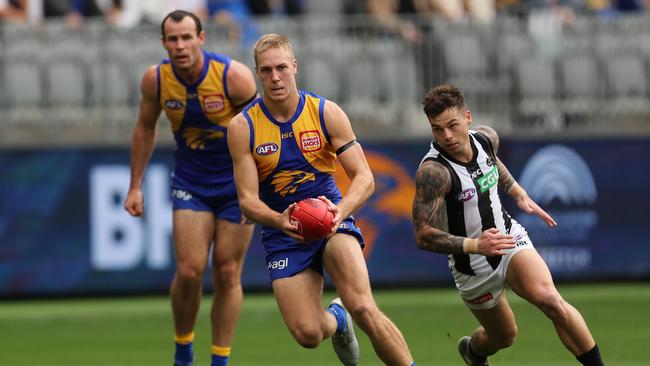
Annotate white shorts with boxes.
[451,225,535,310]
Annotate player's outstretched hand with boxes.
[317,195,340,234]
[477,228,516,256]
[281,202,305,241]
[124,189,144,217]
[515,195,557,228]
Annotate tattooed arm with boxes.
[413,160,519,255]
[412,160,466,255]
[412,127,525,256]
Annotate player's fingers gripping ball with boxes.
[289,198,335,241]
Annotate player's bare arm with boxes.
[413,161,517,256]
[227,113,302,239]
[496,156,557,227]
[124,65,163,217]
[323,100,374,225]
[474,125,500,151]
[226,60,258,111]
[476,125,557,227]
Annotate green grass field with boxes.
[1,283,648,365]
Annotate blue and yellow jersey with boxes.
[242,90,341,213]
[158,50,238,196]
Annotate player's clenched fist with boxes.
[124,189,144,217]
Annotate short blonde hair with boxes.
[253,33,295,66]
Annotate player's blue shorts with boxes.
[263,217,364,281]
[171,185,245,224]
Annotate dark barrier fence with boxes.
[1,137,649,297]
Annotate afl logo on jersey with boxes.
[300,130,322,152]
[457,188,476,202]
[165,99,184,110]
[256,143,278,156]
[203,94,225,114]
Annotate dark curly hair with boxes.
[422,84,465,119]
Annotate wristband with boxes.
[462,238,479,254]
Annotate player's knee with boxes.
[176,262,205,285]
[291,326,324,349]
[499,326,518,348]
[486,324,517,349]
[534,291,568,321]
[211,260,240,289]
[346,301,376,326]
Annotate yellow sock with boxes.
[211,344,231,357]
[175,331,195,345]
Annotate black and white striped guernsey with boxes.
[419,130,514,277]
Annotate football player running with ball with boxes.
[227,33,416,366]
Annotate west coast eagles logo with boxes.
[271,170,315,197]
[183,127,224,150]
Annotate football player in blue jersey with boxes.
[412,84,604,366]
[227,33,416,366]
[124,10,257,366]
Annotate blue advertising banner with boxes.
[1,138,649,297]
[500,139,650,280]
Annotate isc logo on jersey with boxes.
[203,94,225,114]
[256,143,278,156]
[300,130,322,152]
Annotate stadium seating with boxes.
[514,56,561,129]
[301,54,340,98]
[558,52,601,124]
[603,53,649,115]
[0,14,648,141]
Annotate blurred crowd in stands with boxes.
[0,1,303,31]
[0,1,647,48]
[1,0,646,28]
[360,0,648,45]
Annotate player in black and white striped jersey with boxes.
[412,84,604,366]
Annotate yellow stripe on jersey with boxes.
[246,104,282,181]
[197,59,234,128]
[291,94,336,174]
[159,63,187,132]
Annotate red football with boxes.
[290,198,335,241]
